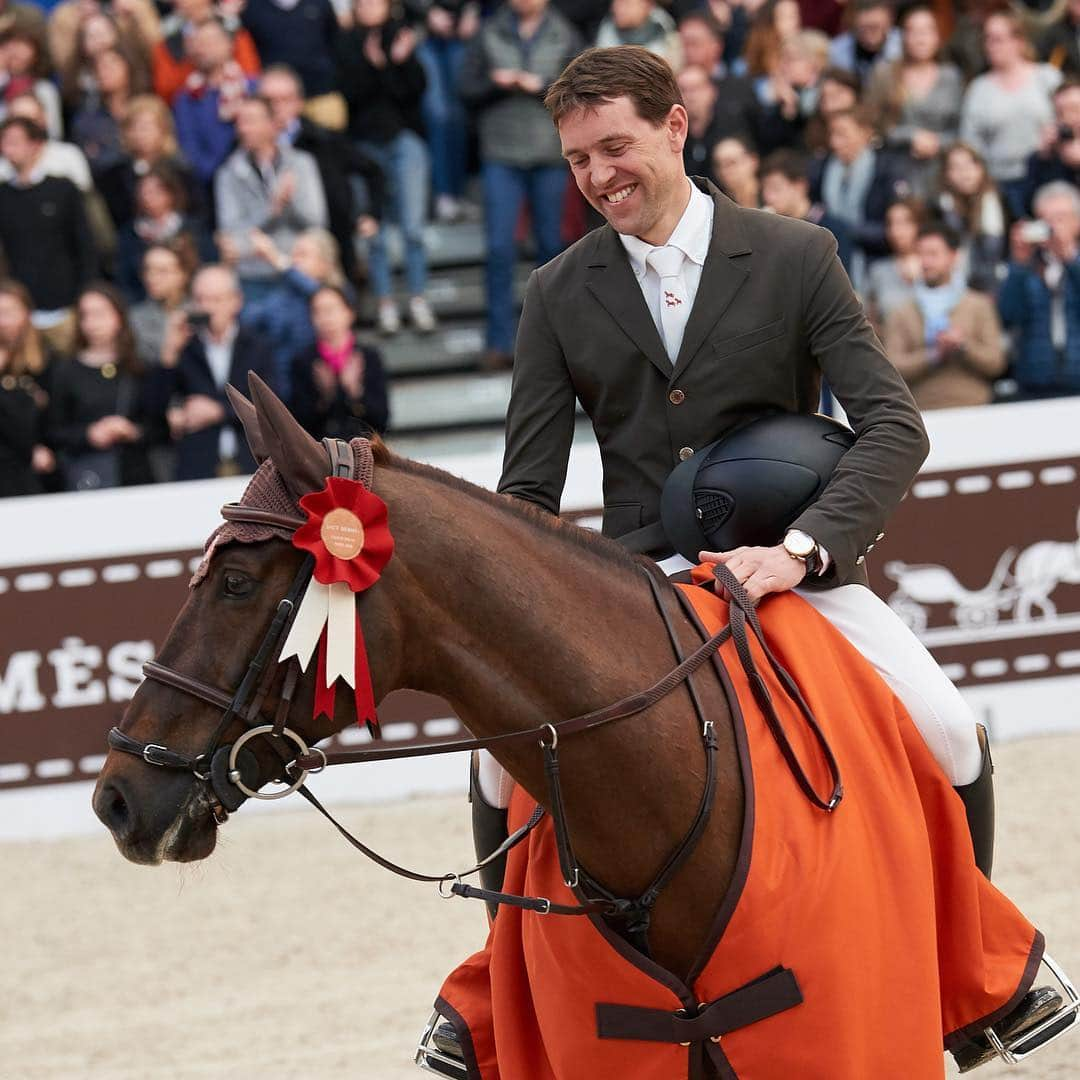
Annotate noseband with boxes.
[107,438,843,933]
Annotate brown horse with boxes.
[93,376,744,984]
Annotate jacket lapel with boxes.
[671,182,752,382]
[585,227,673,379]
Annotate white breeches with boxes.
[476,579,984,807]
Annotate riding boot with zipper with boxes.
[470,750,509,922]
[954,723,994,879]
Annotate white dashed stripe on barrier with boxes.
[58,567,96,587]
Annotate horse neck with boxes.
[374,466,740,920]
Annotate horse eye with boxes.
[222,571,254,598]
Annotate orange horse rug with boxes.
[435,581,1043,1079]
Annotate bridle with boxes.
[107,438,843,937]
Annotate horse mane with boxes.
[369,438,644,577]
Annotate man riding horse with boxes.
[450,44,1074,1073]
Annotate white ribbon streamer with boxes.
[279,578,356,689]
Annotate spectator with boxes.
[1024,80,1080,212]
[959,10,1061,218]
[412,0,479,223]
[57,10,151,112]
[1038,0,1080,77]
[803,63,859,152]
[148,263,276,479]
[865,6,963,199]
[0,26,62,138]
[760,147,853,271]
[712,134,760,206]
[0,278,54,496]
[999,180,1080,399]
[97,93,203,227]
[116,164,213,301]
[460,0,580,367]
[291,284,389,437]
[241,0,341,126]
[744,0,801,79]
[0,90,92,190]
[884,222,1005,409]
[814,106,909,288]
[47,283,156,490]
[129,240,196,368]
[595,0,681,70]
[678,64,725,179]
[70,46,148,179]
[49,0,158,86]
[213,94,326,300]
[337,0,436,335]
[153,0,260,106]
[241,226,346,396]
[0,0,46,45]
[677,12,759,143]
[0,116,97,350]
[945,0,996,82]
[259,64,383,287]
[865,196,924,325]
[173,17,255,190]
[932,141,1007,293]
[754,28,830,154]
[827,0,901,86]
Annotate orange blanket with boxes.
[436,583,1042,1079]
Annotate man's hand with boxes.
[356,214,379,238]
[698,544,807,601]
[910,129,940,160]
[936,325,965,354]
[181,394,227,434]
[517,71,543,94]
[491,68,519,88]
[389,26,416,63]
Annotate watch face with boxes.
[785,531,815,558]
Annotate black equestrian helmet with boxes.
[660,412,855,561]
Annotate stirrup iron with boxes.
[416,1010,468,1078]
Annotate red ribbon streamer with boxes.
[312,619,380,736]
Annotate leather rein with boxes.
[107,441,843,933]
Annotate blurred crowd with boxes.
[3,0,1080,498]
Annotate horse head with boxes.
[92,375,407,864]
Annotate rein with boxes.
[107,439,843,934]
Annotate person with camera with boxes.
[1023,80,1080,214]
[999,179,1080,400]
[147,263,277,479]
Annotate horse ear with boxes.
[247,372,327,498]
[225,384,268,464]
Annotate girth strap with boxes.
[596,965,803,1045]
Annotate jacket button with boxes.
[669,388,685,405]
[678,446,694,461]
[856,555,865,565]
[876,531,885,541]
[867,543,875,552]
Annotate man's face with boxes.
[712,138,756,190]
[192,268,242,336]
[679,20,722,72]
[188,23,231,73]
[1038,193,1080,248]
[828,115,869,164]
[676,66,717,126]
[560,96,689,239]
[0,126,39,171]
[260,72,304,129]
[916,235,955,287]
[761,171,804,217]
[509,0,548,18]
[235,100,275,151]
[854,6,892,52]
[1056,87,1080,134]
[612,0,651,30]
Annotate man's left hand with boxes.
[698,544,807,601]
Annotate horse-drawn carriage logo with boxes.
[883,508,1080,634]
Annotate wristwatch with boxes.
[783,529,822,576]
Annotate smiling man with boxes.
[493,44,996,878]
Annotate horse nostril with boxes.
[94,779,133,839]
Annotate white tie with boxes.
[646,245,689,363]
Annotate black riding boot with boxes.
[954,723,994,879]
[470,751,509,921]
[950,725,1068,1071]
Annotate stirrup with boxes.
[416,1010,468,1078]
[977,954,1080,1068]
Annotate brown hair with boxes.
[137,161,190,214]
[744,0,799,78]
[544,46,683,127]
[939,141,997,234]
[984,10,1035,63]
[874,6,940,131]
[142,239,200,282]
[0,279,46,376]
[75,283,140,375]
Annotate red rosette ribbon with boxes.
[281,477,394,734]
